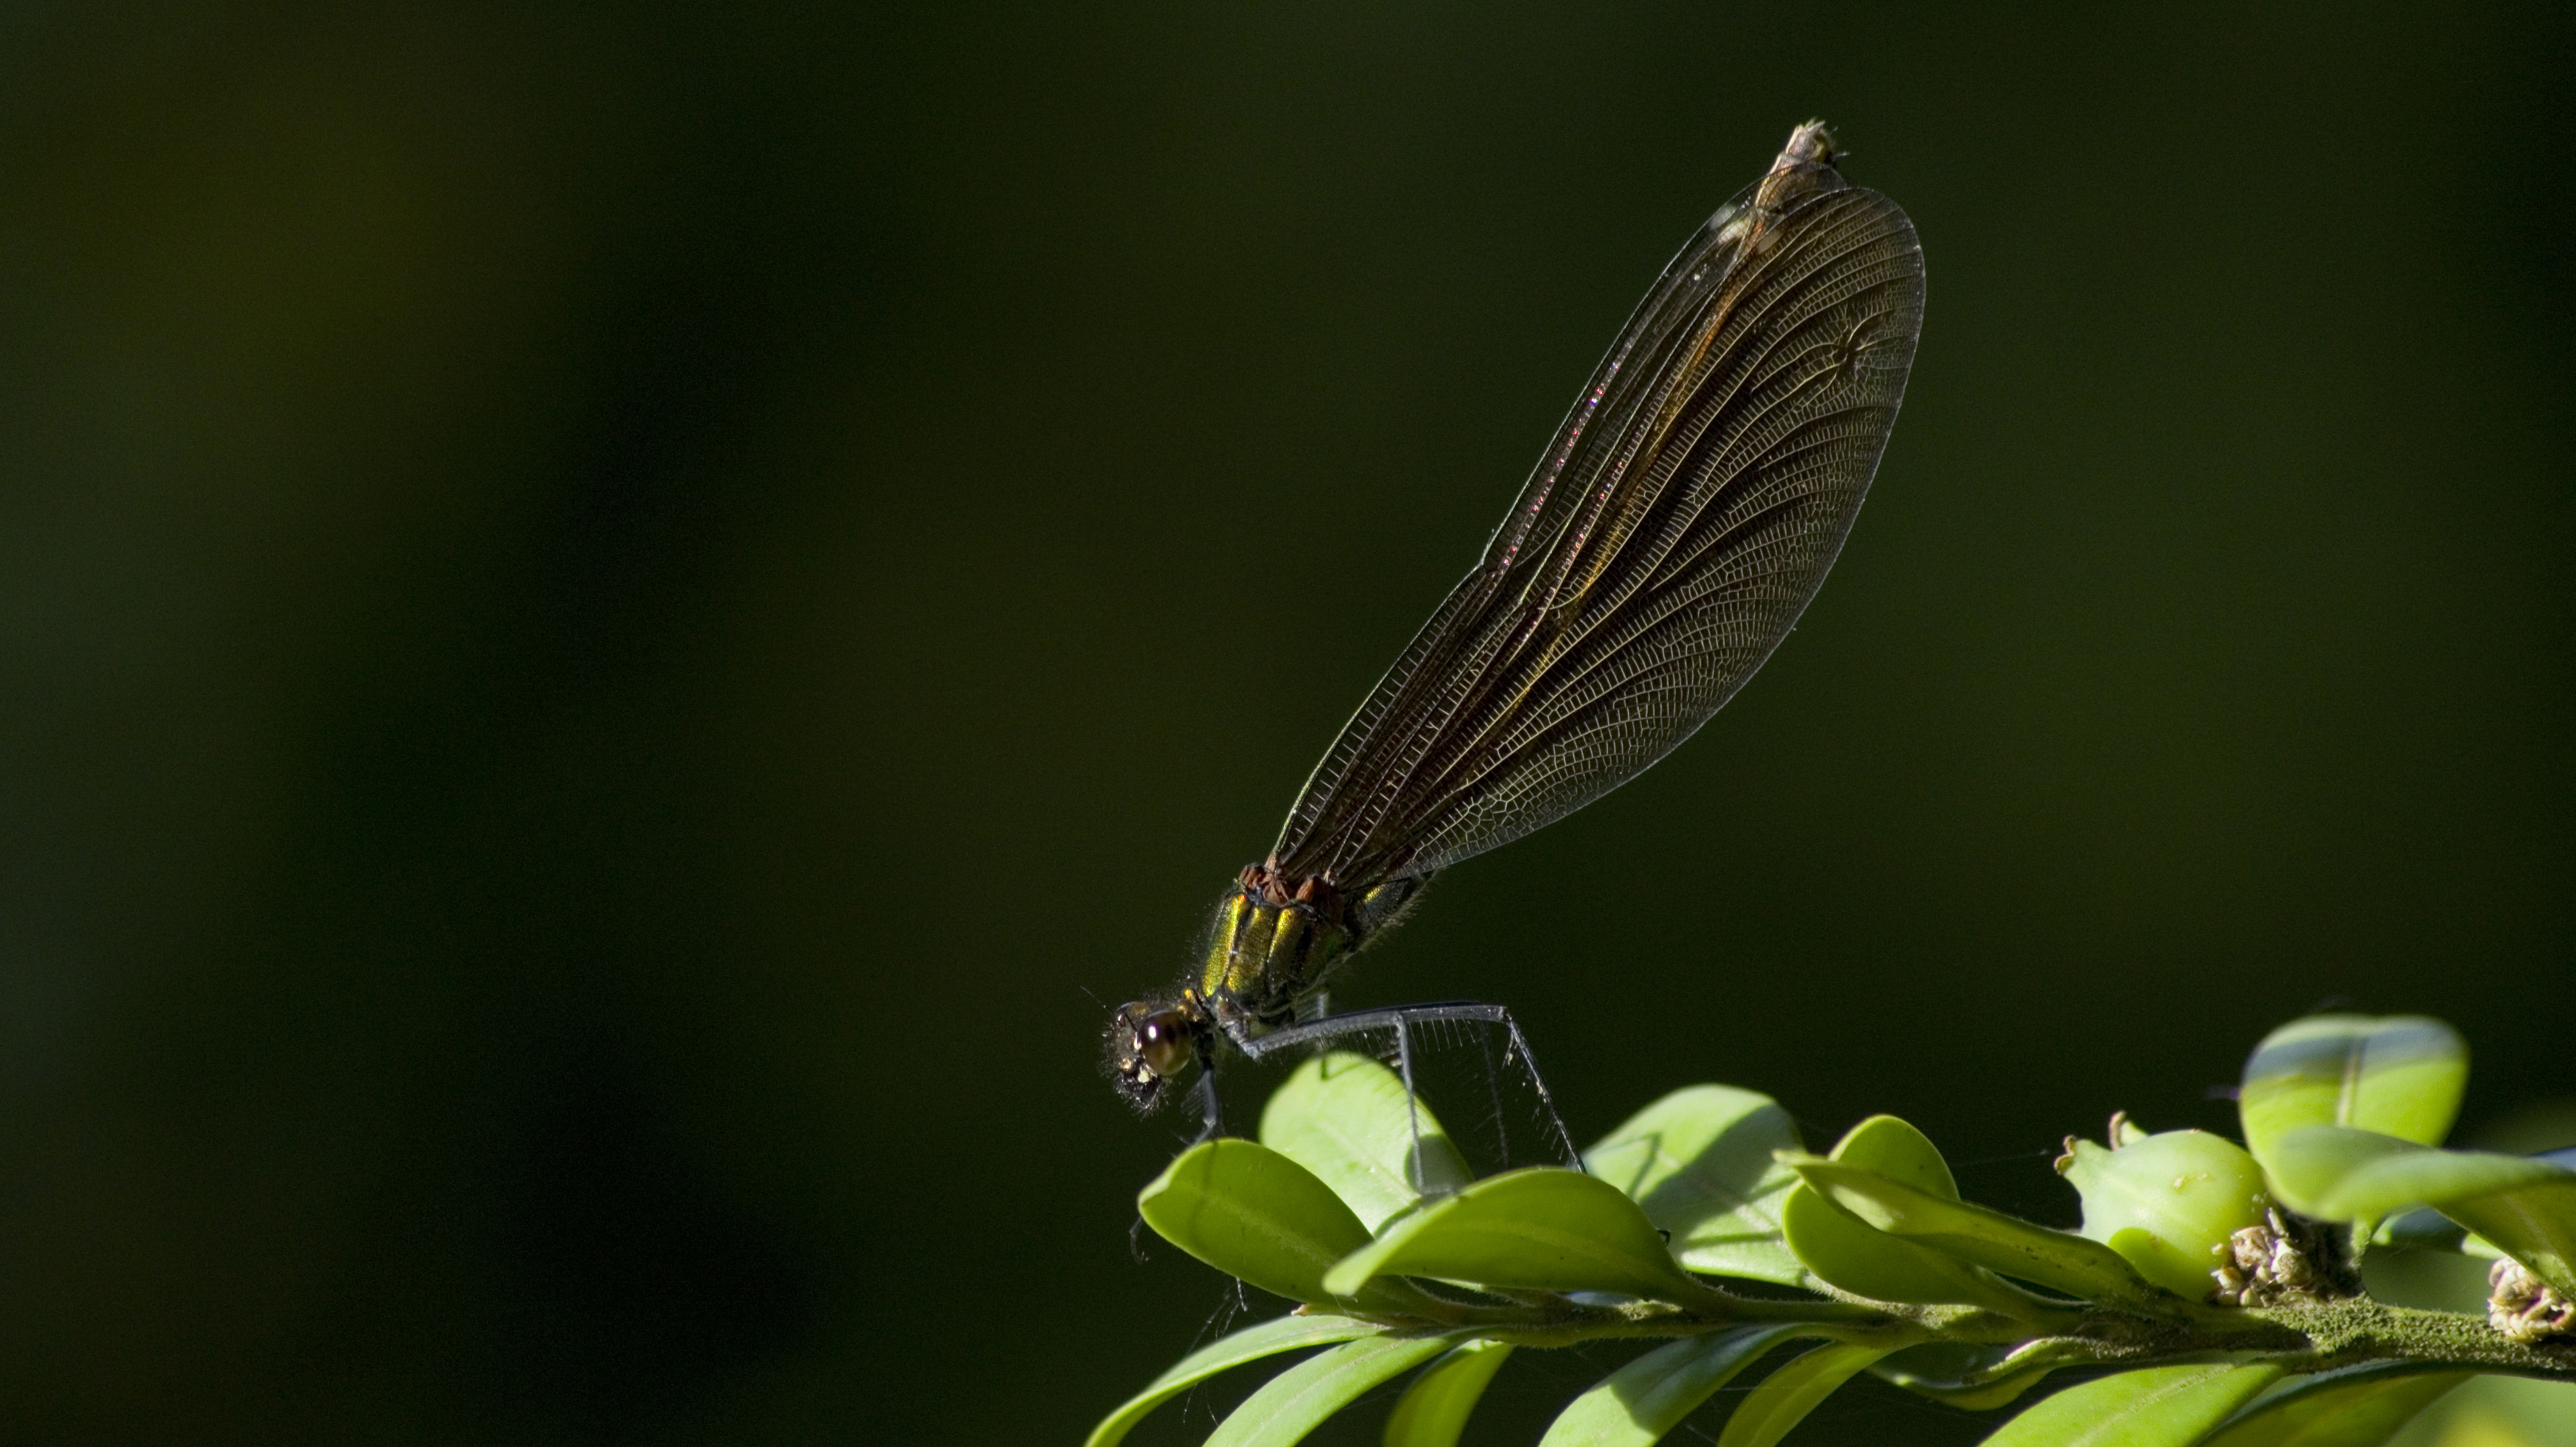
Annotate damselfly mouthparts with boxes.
[1107,121,1924,1156]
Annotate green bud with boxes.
[2058,1124,2272,1301]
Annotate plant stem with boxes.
[1351,1293,2576,1382]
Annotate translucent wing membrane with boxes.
[1273,128,1924,886]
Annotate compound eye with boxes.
[1135,1009,1193,1076]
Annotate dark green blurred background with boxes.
[5,3,2573,1442]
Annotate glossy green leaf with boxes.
[1712,1341,1891,1447]
[2239,1016,2467,1170]
[2264,1126,2576,1295]
[1536,1324,1811,1446]
[1779,1117,2044,1315]
[1979,1362,2285,1446]
[1780,1153,2162,1308]
[2201,1366,2467,1447]
[1584,1085,1805,1285]
[1206,1333,1462,1447]
[1381,1339,1514,1447]
[2457,1202,2576,1300]
[2372,1206,2469,1251]
[1872,1342,2065,1411]
[1323,1168,1735,1311]
[1781,1184,2012,1309]
[1261,1052,1473,1234]
[1140,1139,1454,1319]
[1833,1116,1959,1196]
[1085,1314,1380,1447]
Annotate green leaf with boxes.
[1712,1342,1892,1447]
[1782,1183,2011,1308]
[1139,1139,1456,1319]
[1585,1085,1806,1285]
[1779,1117,2045,1315]
[2239,1016,2467,1170]
[2377,1147,2576,1253]
[2201,1366,2468,1447]
[1205,1333,1463,1447]
[1779,1152,2163,1308]
[2264,1126,2576,1295]
[1085,1314,1381,1447]
[1261,1052,1474,1234]
[1978,1362,2285,1446]
[1872,1341,2067,1411]
[1832,1115,1961,1197]
[1536,1324,1811,1446]
[1381,1339,1514,1447]
[1322,1167,1735,1312]
[2266,1127,2573,1216]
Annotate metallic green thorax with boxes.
[1195,865,1425,1028]
[1103,863,1431,1113]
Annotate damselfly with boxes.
[1107,122,1924,1159]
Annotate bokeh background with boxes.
[5,3,2574,1443]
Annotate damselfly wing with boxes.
[1108,122,1925,1146]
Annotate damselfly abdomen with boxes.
[1107,121,1924,1151]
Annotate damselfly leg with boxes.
[1188,1001,1583,1191]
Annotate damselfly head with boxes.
[1780,118,1838,169]
[1103,996,1207,1112]
[1749,119,1847,221]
